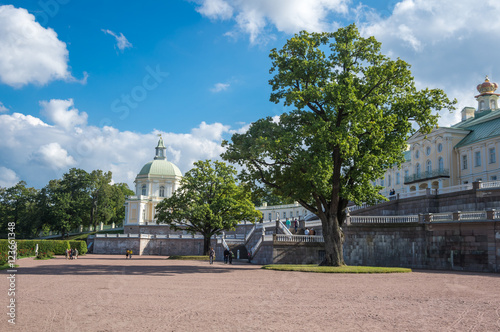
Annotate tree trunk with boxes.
[320,214,345,266]
[203,235,211,255]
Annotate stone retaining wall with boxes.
[93,237,204,256]
[343,220,500,272]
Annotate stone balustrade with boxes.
[275,234,324,242]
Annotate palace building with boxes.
[378,77,500,197]
[123,136,183,225]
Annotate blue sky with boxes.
[1,0,500,189]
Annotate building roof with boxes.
[454,112,500,148]
[138,159,182,177]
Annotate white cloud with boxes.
[0,167,19,188]
[210,82,230,92]
[190,121,231,140]
[0,5,78,87]
[196,0,233,19]
[359,0,500,126]
[33,142,76,170]
[40,99,88,130]
[0,102,7,112]
[0,101,246,189]
[195,0,349,43]
[102,29,133,52]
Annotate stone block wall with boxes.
[251,242,274,265]
[273,241,325,265]
[93,237,204,256]
[343,221,500,272]
[344,224,427,268]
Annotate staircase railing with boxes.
[245,224,256,243]
[222,238,229,251]
[278,220,293,235]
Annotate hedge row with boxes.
[69,240,88,255]
[0,239,87,256]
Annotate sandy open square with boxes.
[1,254,499,331]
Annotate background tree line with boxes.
[0,168,134,239]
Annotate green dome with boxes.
[138,159,182,177]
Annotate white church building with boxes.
[123,136,183,225]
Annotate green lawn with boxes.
[262,264,411,273]
[167,255,210,261]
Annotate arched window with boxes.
[480,100,485,110]
[491,100,496,109]
[159,186,165,197]
[141,184,147,196]
[426,160,432,174]
[438,157,444,172]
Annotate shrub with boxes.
[69,240,87,255]
[0,252,7,265]
[36,251,54,260]
[0,239,70,256]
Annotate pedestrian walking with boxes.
[209,247,215,264]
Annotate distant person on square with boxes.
[126,249,129,259]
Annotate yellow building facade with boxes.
[379,77,500,197]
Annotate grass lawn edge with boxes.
[262,264,411,273]
[167,255,209,261]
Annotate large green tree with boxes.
[222,24,455,266]
[155,160,262,254]
[0,181,42,238]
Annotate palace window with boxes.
[416,163,421,176]
[415,150,420,159]
[438,157,444,172]
[388,175,391,187]
[141,184,147,196]
[475,151,481,167]
[426,146,431,156]
[492,175,498,181]
[462,155,468,170]
[489,147,496,164]
[396,172,400,185]
[268,213,272,221]
[159,186,165,197]
[437,143,443,153]
[426,160,432,173]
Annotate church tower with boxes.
[475,76,499,112]
[155,135,167,160]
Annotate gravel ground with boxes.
[1,254,499,331]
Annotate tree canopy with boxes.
[222,24,455,266]
[0,168,134,238]
[155,160,262,254]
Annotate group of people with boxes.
[223,248,234,264]
[285,218,300,233]
[65,248,78,260]
[125,249,133,259]
[304,227,315,235]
